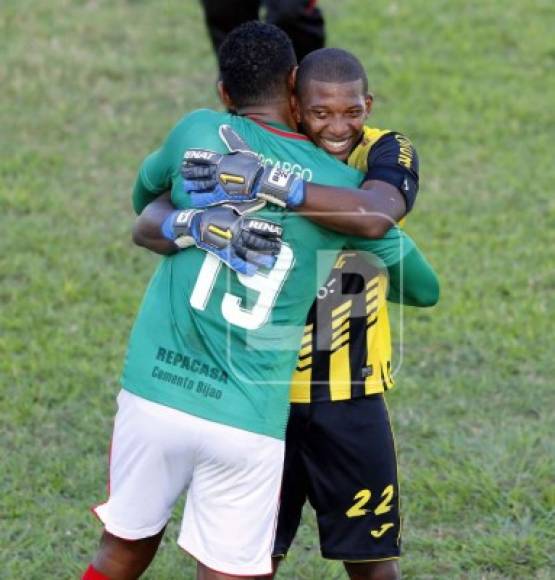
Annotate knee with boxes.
[344,560,400,580]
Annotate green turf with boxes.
[1,0,553,578]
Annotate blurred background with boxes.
[1,0,554,577]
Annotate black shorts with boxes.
[273,395,401,561]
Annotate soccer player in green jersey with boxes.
[84,23,436,580]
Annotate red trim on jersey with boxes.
[82,564,110,580]
[249,118,309,141]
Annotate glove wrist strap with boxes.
[257,166,306,208]
[161,209,199,248]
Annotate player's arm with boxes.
[302,131,419,237]
[349,227,439,307]
[132,192,177,255]
[132,109,233,215]
[133,193,283,276]
[299,179,405,239]
[183,127,418,239]
[387,245,439,307]
[132,124,185,215]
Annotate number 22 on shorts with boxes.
[190,244,294,330]
[346,484,396,538]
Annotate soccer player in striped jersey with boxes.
[270,49,432,580]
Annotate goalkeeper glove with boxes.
[161,204,283,276]
[181,125,306,209]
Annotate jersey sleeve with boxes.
[387,246,440,307]
[346,226,415,267]
[131,109,227,215]
[132,151,167,214]
[365,132,420,212]
[346,227,439,306]
[131,118,189,214]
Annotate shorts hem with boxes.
[179,541,272,576]
[92,504,168,541]
[321,552,401,562]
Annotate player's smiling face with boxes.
[295,79,372,162]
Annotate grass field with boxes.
[1,0,554,578]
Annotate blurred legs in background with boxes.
[200,0,325,62]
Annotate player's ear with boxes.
[288,66,301,123]
[291,93,302,124]
[217,81,235,112]
[365,93,374,116]
[288,65,298,94]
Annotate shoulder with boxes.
[172,108,229,132]
[165,109,236,155]
[348,126,392,172]
[370,130,418,176]
[370,129,417,163]
[347,126,420,212]
[363,126,394,145]
[349,126,418,173]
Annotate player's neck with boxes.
[238,101,297,131]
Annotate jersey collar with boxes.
[247,117,309,141]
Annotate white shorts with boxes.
[93,390,285,576]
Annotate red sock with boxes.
[82,564,110,580]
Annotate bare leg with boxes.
[90,528,165,580]
[199,0,260,56]
[265,0,325,61]
[197,558,279,580]
[344,560,400,580]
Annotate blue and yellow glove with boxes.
[181,125,306,209]
[161,203,283,276]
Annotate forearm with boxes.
[387,246,440,307]
[298,180,406,239]
[132,192,178,255]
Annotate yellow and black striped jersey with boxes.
[348,126,419,212]
[290,252,394,402]
[289,126,419,403]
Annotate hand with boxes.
[181,125,306,209]
[161,203,283,276]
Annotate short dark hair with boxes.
[296,48,369,99]
[218,21,297,108]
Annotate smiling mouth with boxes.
[320,138,351,153]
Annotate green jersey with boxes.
[123,109,415,439]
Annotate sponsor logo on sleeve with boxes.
[394,134,414,169]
